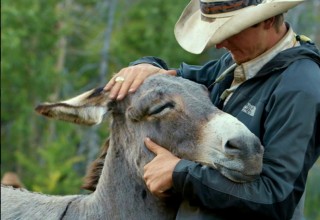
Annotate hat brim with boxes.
[174,0,304,54]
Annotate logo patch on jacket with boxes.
[241,103,256,116]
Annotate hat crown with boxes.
[200,0,263,15]
[175,0,304,54]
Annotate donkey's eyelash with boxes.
[148,102,175,115]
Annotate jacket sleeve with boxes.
[129,56,170,70]
[128,55,233,88]
[172,59,320,219]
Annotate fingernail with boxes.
[117,94,123,100]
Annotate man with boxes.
[104,0,320,219]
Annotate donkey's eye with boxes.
[148,102,175,116]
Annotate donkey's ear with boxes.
[35,88,110,126]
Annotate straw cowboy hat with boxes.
[174,0,304,54]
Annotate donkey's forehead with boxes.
[138,74,208,97]
[120,74,215,124]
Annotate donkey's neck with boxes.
[83,141,177,219]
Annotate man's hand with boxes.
[143,138,181,199]
[104,64,176,100]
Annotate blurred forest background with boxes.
[1,0,319,219]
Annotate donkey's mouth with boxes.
[215,164,260,183]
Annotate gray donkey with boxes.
[1,74,264,220]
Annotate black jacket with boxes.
[130,40,320,219]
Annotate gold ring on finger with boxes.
[115,76,125,83]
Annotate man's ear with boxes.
[263,16,276,29]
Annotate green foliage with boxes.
[1,0,62,174]
[15,128,84,194]
[1,0,319,217]
[1,0,104,193]
[109,0,208,70]
[304,159,320,220]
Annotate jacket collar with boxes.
[250,41,320,78]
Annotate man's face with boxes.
[216,23,268,64]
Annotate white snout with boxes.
[197,112,263,181]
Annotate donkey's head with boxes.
[35,74,264,183]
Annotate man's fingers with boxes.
[144,138,168,155]
[144,138,159,154]
[104,65,176,100]
[104,77,116,91]
[116,81,132,100]
[166,70,177,76]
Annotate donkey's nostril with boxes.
[224,138,243,155]
[225,136,263,157]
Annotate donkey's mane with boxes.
[82,139,109,191]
